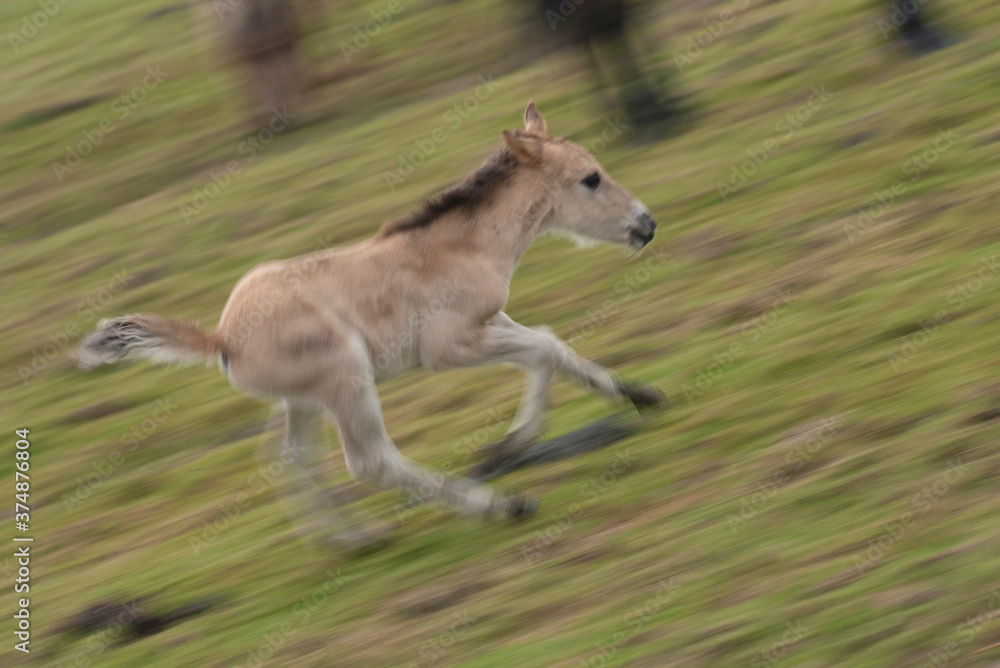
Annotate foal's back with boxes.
[214,229,482,396]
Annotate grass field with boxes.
[4,0,1000,666]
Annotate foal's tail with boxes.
[76,314,224,370]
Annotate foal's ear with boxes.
[523,100,548,137]
[503,129,543,165]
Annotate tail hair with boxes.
[76,314,223,370]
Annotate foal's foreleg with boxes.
[448,313,663,458]
[552,341,665,410]
[488,334,557,458]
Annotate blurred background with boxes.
[4,0,1000,666]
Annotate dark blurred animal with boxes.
[881,1,948,53]
[529,0,948,136]
[536,0,676,132]
[76,103,664,550]
[194,0,336,126]
[215,0,303,125]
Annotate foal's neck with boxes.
[464,168,553,280]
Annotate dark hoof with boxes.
[618,380,667,412]
[506,495,539,521]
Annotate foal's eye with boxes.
[582,172,601,190]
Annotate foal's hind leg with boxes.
[278,403,393,551]
[321,335,537,520]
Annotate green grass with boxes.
[4,0,1000,666]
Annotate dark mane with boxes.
[378,145,521,237]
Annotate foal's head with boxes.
[504,102,657,250]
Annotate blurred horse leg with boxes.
[279,402,392,551]
[883,0,947,53]
[589,26,675,130]
[215,0,306,127]
[539,0,676,131]
[591,0,674,127]
[432,313,662,477]
[318,331,536,520]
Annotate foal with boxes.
[78,102,662,541]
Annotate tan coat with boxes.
[78,103,661,543]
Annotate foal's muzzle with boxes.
[628,212,657,247]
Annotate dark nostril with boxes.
[641,212,657,231]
